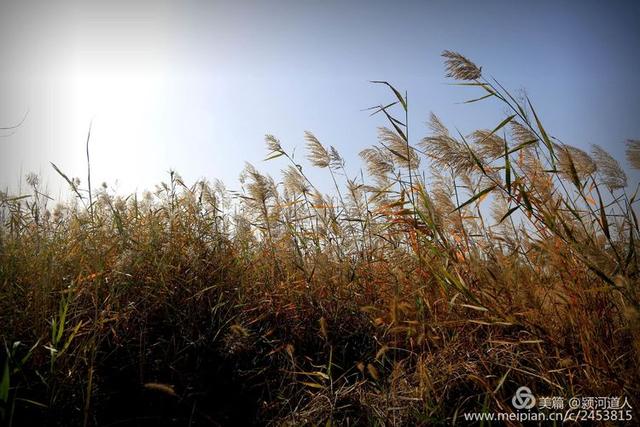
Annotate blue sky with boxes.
[1,0,639,196]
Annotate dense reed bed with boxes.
[1,51,639,426]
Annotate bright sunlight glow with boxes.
[67,59,169,192]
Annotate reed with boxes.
[0,51,638,426]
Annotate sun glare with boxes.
[68,60,168,191]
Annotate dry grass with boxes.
[1,51,639,426]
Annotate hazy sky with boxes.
[1,0,639,196]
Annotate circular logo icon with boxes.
[512,386,536,410]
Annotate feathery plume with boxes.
[305,131,330,168]
[345,178,365,209]
[490,193,513,225]
[471,129,507,160]
[360,147,394,182]
[282,165,309,195]
[419,113,476,174]
[26,172,39,188]
[329,146,344,169]
[510,121,538,145]
[432,180,456,215]
[265,134,283,154]
[442,50,482,80]
[520,154,553,204]
[591,145,627,190]
[241,163,276,205]
[626,139,640,170]
[378,127,420,169]
[430,170,464,230]
[555,143,597,183]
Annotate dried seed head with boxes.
[26,172,39,188]
[304,131,330,168]
[510,121,538,145]
[265,134,282,153]
[591,145,627,190]
[471,130,507,160]
[556,143,597,183]
[329,145,344,169]
[626,139,640,170]
[360,147,394,182]
[282,165,309,195]
[432,177,456,215]
[442,50,482,80]
[420,113,476,174]
[428,112,449,136]
[378,127,420,169]
[241,163,276,204]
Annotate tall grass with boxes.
[0,51,638,426]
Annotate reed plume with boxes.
[441,50,482,80]
[471,129,507,161]
[360,147,394,183]
[305,131,330,168]
[282,165,310,196]
[591,144,627,190]
[378,127,419,169]
[419,113,476,174]
[626,139,640,169]
[510,121,538,145]
[555,143,597,182]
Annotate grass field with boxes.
[1,51,639,426]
